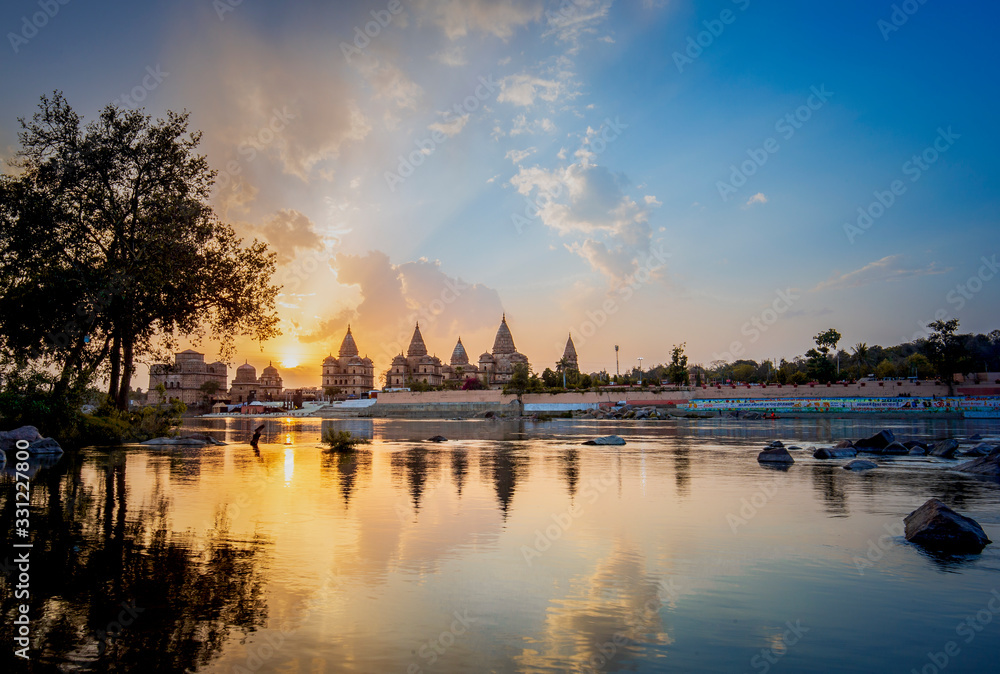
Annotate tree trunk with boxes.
[115,335,133,411]
[107,330,121,403]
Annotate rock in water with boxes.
[814,447,857,459]
[28,438,63,454]
[854,430,895,451]
[955,453,1000,477]
[909,447,928,456]
[881,442,910,455]
[962,443,994,458]
[141,437,207,446]
[583,435,627,446]
[834,440,855,449]
[758,447,794,464]
[843,459,878,471]
[427,436,448,442]
[968,434,983,441]
[903,499,992,554]
[929,439,960,459]
[0,426,44,452]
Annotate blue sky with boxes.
[2,0,998,387]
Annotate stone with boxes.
[27,438,63,454]
[834,440,855,449]
[583,435,627,446]
[140,437,208,446]
[854,430,895,451]
[767,440,785,449]
[955,453,1000,477]
[787,445,802,450]
[814,447,857,459]
[962,443,995,458]
[968,434,983,441]
[903,498,992,554]
[902,440,929,451]
[843,459,878,471]
[880,441,910,456]
[427,436,448,442]
[929,439,960,459]
[0,426,44,452]
[909,447,928,456]
[758,447,794,464]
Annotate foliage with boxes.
[322,428,370,452]
[461,376,484,391]
[541,367,560,388]
[667,343,690,385]
[0,92,280,411]
[924,319,963,386]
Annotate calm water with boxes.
[2,417,1000,673]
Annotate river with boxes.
[2,417,999,672]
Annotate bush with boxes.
[322,428,370,452]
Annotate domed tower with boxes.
[492,314,517,355]
[451,337,470,367]
[562,333,579,371]
[257,362,283,401]
[339,325,359,358]
[407,323,428,358]
[229,361,259,403]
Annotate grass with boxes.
[322,428,370,452]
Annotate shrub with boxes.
[322,428,370,452]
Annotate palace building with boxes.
[388,315,531,389]
[148,350,228,405]
[229,361,284,403]
[322,326,375,397]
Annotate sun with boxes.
[281,358,300,369]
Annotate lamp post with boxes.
[615,345,619,380]
[637,357,643,387]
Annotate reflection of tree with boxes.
[390,447,440,513]
[480,444,527,518]
[0,451,270,672]
[451,448,468,497]
[321,450,372,506]
[673,447,690,496]
[560,449,579,499]
[810,466,849,516]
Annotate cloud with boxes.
[544,0,614,52]
[511,113,556,136]
[509,130,663,287]
[505,147,538,164]
[254,209,323,263]
[415,0,543,41]
[429,114,470,138]
[301,251,505,368]
[498,74,566,107]
[432,45,467,67]
[812,255,949,291]
[745,192,768,207]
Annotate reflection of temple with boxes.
[229,361,284,403]
[148,350,228,405]
[387,315,531,389]
[322,326,375,397]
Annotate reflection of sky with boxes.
[77,418,1000,672]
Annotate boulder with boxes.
[140,437,207,446]
[583,435,627,446]
[968,434,983,441]
[843,459,878,471]
[909,447,928,456]
[813,446,857,459]
[955,453,1000,477]
[28,438,63,454]
[182,434,226,446]
[834,440,855,449]
[767,440,785,449]
[0,426,44,452]
[854,430,895,451]
[758,447,794,464]
[743,412,762,420]
[427,436,448,442]
[880,442,911,456]
[962,444,995,458]
[929,439,960,459]
[902,441,929,451]
[787,445,802,450]
[903,498,992,554]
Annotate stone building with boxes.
[322,326,375,397]
[388,323,445,387]
[228,361,284,403]
[148,350,228,405]
[561,333,579,371]
[477,315,530,387]
[442,337,480,385]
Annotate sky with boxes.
[2,0,998,389]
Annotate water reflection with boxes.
[320,449,372,506]
[0,450,269,673]
[480,443,528,518]
[391,447,440,513]
[451,447,468,497]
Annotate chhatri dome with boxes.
[450,337,470,366]
[492,314,517,355]
[234,361,257,382]
[338,324,359,358]
[407,322,429,357]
